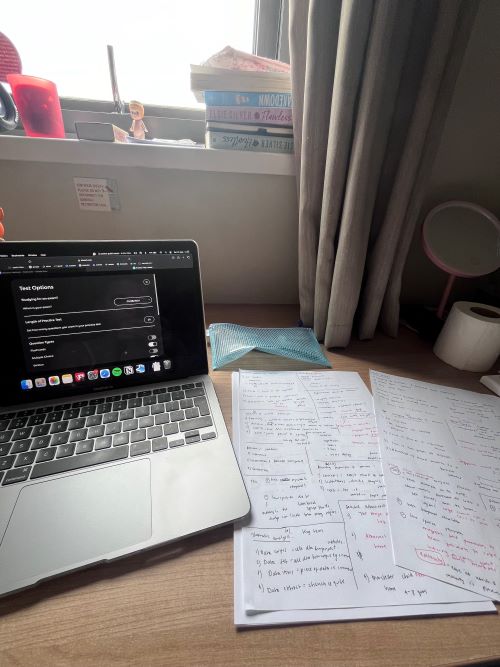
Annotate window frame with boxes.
[253,0,289,63]
[54,4,287,143]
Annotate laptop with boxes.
[0,240,250,596]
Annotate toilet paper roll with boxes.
[434,301,500,372]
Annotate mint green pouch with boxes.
[208,323,331,370]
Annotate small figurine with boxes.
[0,207,4,240]
[129,100,148,140]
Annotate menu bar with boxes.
[0,253,193,274]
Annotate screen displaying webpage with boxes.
[0,244,207,405]
[13,274,164,373]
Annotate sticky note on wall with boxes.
[74,177,120,211]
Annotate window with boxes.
[3,1,256,109]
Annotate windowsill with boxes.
[0,134,295,177]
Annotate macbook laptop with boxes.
[0,240,250,596]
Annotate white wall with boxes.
[401,0,500,306]
[0,159,299,304]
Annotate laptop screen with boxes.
[0,240,208,407]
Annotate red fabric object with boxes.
[0,33,22,82]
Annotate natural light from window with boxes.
[2,0,255,108]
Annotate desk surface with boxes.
[1,305,499,667]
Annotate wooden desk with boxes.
[1,305,499,667]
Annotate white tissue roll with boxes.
[433,301,500,372]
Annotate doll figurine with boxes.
[129,100,148,140]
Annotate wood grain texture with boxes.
[0,305,498,667]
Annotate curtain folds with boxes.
[289,0,479,347]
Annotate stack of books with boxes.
[190,47,293,155]
[204,91,293,154]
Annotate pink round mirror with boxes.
[422,201,500,318]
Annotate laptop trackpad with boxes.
[0,460,152,586]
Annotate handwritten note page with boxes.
[232,371,492,625]
[370,370,500,599]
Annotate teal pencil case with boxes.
[208,323,331,370]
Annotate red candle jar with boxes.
[7,74,65,138]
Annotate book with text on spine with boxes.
[205,106,292,126]
[204,91,292,108]
[206,122,294,154]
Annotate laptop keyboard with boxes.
[0,382,216,487]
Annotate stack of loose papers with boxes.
[370,371,500,600]
[190,46,291,102]
[232,370,496,627]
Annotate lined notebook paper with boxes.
[371,371,500,600]
[232,370,494,627]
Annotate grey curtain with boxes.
[289,0,479,347]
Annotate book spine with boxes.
[206,131,294,154]
[204,91,292,108]
[205,106,293,126]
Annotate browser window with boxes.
[0,242,207,406]
[13,274,165,373]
